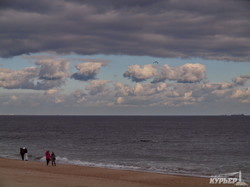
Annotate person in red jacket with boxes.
[45,150,51,166]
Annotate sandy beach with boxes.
[0,158,241,187]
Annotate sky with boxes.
[0,0,250,115]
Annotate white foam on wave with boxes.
[38,156,250,182]
[39,156,141,170]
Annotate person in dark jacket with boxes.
[51,152,56,166]
[20,147,25,160]
[20,147,27,161]
[24,147,28,161]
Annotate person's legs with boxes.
[46,159,50,165]
[52,160,56,166]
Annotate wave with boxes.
[37,156,215,179]
[2,154,249,181]
[39,156,141,171]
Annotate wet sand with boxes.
[0,158,239,187]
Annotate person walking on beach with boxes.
[51,152,56,166]
[20,147,28,161]
[24,147,28,161]
[20,147,25,160]
[45,150,51,166]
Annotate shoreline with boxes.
[2,156,211,179]
[0,158,240,187]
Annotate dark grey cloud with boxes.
[1,0,250,61]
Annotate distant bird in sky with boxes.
[153,61,159,64]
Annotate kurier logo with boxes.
[209,171,248,186]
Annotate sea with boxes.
[0,115,249,181]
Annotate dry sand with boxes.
[0,158,243,187]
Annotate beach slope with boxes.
[0,158,238,187]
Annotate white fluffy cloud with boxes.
[124,63,206,83]
[0,67,38,89]
[71,62,106,81]
[0,57,70,90]
[1,58,249,114]
[44,89,58,95]
[115,82,168,97]
[233,75,250,86]
[85,80,111,95]
[114,82,194,107]
[153,63,206,83]
[232,88,250,98]
[36,58,70,80]
[123,64,157,82]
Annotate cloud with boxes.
[85,80,111,95]
[124,63,206,83]
[10,95,18,101]
[1,72,249,114]
[231,88,250,98]
[113,78,247,107]
[153,63,206,83]
[114,83,130,96]
[114,82,196,107]
[34,58,70,89]
[71,62,105,81]
[0,67,38,89]
[0,57,70,90]
[233,75,250,86]
[123,64,157,82]
[116,97,124,104]
[44,89,58,95]
[1,0,250,61]
[36,58,70,80]
[72,90,87,103]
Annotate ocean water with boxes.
[0,116,249,181]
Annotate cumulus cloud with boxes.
[0,57,70,90]
[0,67,38,89]
[116,97,124,104]
[85,80,111,95]
[123,64,157,82]
[114,82,197,107]
[1,72,249,114]
[36,58,70,80]
[44,89,58,95]
[34,58,70,89]
[1,0,249,61]
[124,63,206,83]
[231,88,250,99]
[153,63,206,83]
[114,82,131,96]
[71,62,105,81]
[10,95,18,101]
[72,90,87,103]
[113,77,248,107]
[233,75,250,86]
